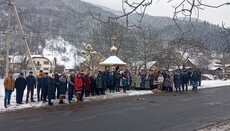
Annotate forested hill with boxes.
[0,0,226,55]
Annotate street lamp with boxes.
[81,44,97,71]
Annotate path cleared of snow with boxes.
[0,79,230,113]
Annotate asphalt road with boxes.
[1,86,230,131]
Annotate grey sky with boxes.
[82,0,230,27]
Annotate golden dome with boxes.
[110,45,117,54]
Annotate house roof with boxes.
[31,55,56,63]
[133,61,158,69]
[99,56,126,66]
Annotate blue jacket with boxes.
[26,75,36,88]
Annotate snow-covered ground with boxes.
[0,79,230,113]
[198,120,230,131]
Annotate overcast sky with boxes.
[82,0,230,27]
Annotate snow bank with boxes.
[0,79,230,113]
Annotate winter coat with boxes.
[182,72,189,84]
[191,72,199,82]
[42,76,49,89]
[135,75,141,88]
[4,76,15,90]
[174,74,182,88]
[96,75,103,89]
[169,74,174,88]
[54,74,60,87]
[115,72,121,87]
[150,74,154,86]
[15,76,27,91]
[58,76,67,94]
[102,71,109,84]
[36,73,43,87]
[141,73,146,83]
[108,74,115,86]
[85,74,91,91]
[122,77,128,87]
[26,75,36,89]
[162,74,169,87]
[90,75,96,89]
[75,75,83,91]
[48,77,56,99]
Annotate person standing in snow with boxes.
[115,70,121,92]
[58,72,67,104]
[90,73,96,96]
[191,70,199,92]
[174,72,182,92]
[75,73,83,103]
[84,72,91,97]
[26,71,36,103]
[122,74,128,93]
[96,71,103,95]
[135,72,141,90]
[108,71,115,93]
[41,72,49,103]
[168,71,174,92]
[15,73,27,104]
[54,72,60,99]
[182,69,189,92]
[149,70,155,90]
[67,71,75,103]
[3,72,14,108]
[36,70,43,101]
[48,74,56,106]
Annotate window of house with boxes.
[37,61,40,66]
[43,68,49,71]
[44,61,49,65]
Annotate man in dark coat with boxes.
[48,74,56,105]
[90,74,96,96]
[26,71,36,103]
[41,72,49,102]
[182,70,189,91]
[108,71,115,93]
[114,70,121,92]
[15,73,27,104]
[54,72,60,99]
[191,70,199,92]
[149,71,155,90]
[67,72,75,103]
[102,67,110,94]
[58,73,67,104]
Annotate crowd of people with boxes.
[2,66,202,108]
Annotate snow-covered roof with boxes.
[31,55,56,62]
[133,61,158,69]
[99,56,126,66]
[9,55,26,63]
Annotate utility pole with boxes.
[12,3,37,75]
[5,0,12,77]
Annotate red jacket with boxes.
[85,74,91,91]
[75,75,83,91]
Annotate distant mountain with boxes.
[0,0,227,59]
